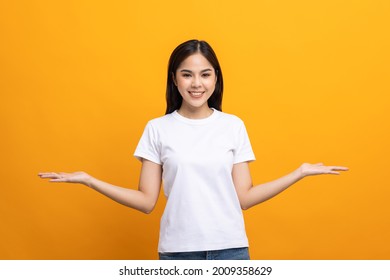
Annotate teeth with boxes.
[189,91,203,96]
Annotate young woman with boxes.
[38,39,348,260]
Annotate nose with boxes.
[191,76,201,88]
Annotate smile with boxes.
[188,91,205,97]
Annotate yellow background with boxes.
[1,0,389,259]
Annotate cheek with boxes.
[205,80,217,90]
[176,78,189,89]
[175,80,189,96]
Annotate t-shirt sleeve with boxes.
[133,121,162,165]
[233,121,256,164]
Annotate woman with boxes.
[38,39,348,260]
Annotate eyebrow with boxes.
[179,69,213,73]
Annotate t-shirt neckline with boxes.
[172,108,220,125]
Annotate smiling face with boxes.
[173,53,217,117]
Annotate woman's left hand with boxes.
[299,163,349,177]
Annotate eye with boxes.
[202,73,211,78]
[182,73,191,78]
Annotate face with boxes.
[173,53,217,113]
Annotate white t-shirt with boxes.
[134,108,255,253]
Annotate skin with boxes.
[38,53,349,213]
[173,53,216,119]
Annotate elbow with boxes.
[238,194,252,210]
[142,208,153,214]
[241,199,267,210]
[139,202,156,214]
[133,192,158,214]
[240,203,251,211]
[239,198,251,211]
[125,201,155,214]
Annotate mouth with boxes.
[188,91,205,98]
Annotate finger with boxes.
[329,166,349,171]
[336,166,349,171]
[38,172,55,176]
[49,179,67,182]
[39,172,58,175]
[39,172,67,180]
[39,174,57,178]
[39,173,60,178]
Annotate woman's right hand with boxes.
[38,171,92,186]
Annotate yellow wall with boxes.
[1,0,389,259]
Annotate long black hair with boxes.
[165,39,224,114]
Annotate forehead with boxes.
[177,53,213,70]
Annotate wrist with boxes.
[295,165,306,180]
[83,175,95,188]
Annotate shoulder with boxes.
[145,114,174,128]
[216,110,245,127]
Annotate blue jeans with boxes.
[159,247,250,260]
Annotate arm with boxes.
[38,159,162,214]
[232,162,348,210]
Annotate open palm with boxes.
[300,163,348,177]
[38,171,91,184]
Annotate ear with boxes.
[172,72,177,86]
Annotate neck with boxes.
[177,105,213,119]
